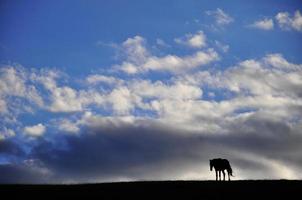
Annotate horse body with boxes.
[210,158,233,181]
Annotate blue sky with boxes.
[1,0,302,72]
[1,0,302,183]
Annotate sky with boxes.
[1,0,302,183]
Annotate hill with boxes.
[1,180,301,199]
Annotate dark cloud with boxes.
[1,115,302,183]
[35,118,302,182]
[30,123,206,182]
[0,139,24,156]
[0,164,49,184]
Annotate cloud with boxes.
[57,119,80,134]
[1,53,301,130]
[32,70,84,112]
[214,40,229,53]
[117,36,219,74]
[0,128,15,140]
[4,52,301,133]
[107,87,140,115]
[1,64,207,116]
[130,80,202,100]
[32,69,105,113]
[248,10,302,32]
[0,160,52,184]
[1,113,301,183]
[205,8,234,26]
[249,18,274,30]
[24,123,46,137]
[0,139,23,156]
[86,74,124,86]
[222,54,302,98]
[0,99,7,113]
[156,38,170,48]
[0,66,44,115]
[263,53,302,70]
[49,87,84,112]
[275,10,302,32]
[121,35,150,65]
[1,44,302,183]
[170,53,302,132]
[175,31,207,48]
[119,49,219,74]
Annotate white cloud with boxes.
[121,35,149,64]
[107,87,140,115]
[56,112,138,133]
[178,54,302,104]
[156,38,169,48]
[0,66,43,108]
[33,70,105,113]
[82,52,301,132]
[0,99,7,113]
[30,68,61,91]
[292,10,302,31]
[175,31,207,48]
[49,86,84,112]
[139,49,218,73]
[157,53,302,131]
[214,40,229,53]
[0,128,15,140]
[0,66,44,127]
[120,49,219,74]
[80,79,203,116]
[263,53,302,70]
[57,119,80,133]
[249,18,274,30]
[119,50,219,74]
[24,123,46,137]
[86,74,124,85]
[206,8,234,26]
[48,87,106,113]
[130,80,202,101]
[276,10,302,31]
[0,67,26,96]
[33,70,74,112]
[116,36,219,74]
[228,55,302,97]
[2,52,301,135]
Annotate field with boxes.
[0,180,301,199]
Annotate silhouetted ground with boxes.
[1,180,301,199]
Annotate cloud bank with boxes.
[1,31,302,183]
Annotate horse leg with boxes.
[228,172,231,181]
[218,170,221,181]
[223,170,225,181]
[215,170,218,181]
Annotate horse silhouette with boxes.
[210,158,234,181]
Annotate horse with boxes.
[210,158,234,181]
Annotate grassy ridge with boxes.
[1,180,301,199]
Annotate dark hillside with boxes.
[1,180,301,199]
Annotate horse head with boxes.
[209,159,213,171]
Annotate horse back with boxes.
[213,158,231,170]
